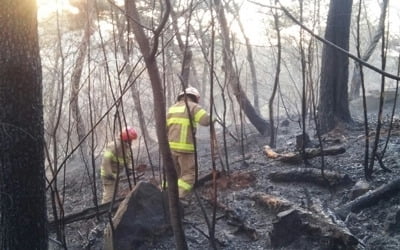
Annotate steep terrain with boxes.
[48,97,400,250]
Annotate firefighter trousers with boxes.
[171,151,195,198]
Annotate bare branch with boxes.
[250,0,400,81]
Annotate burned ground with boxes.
[48,98,400,250]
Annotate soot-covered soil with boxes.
[49,99,400,250]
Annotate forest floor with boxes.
[48,95,400,250]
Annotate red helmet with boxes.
[121,127,138,142]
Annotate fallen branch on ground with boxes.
[48,198,124,232]
[263,145,346,164]
[270,208,360,249]
[336,177,400,220]
[252,192,360,249]
[251,192,293,213]
[268,168,353,187]
[49,173,220,231]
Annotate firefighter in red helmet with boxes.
[100,127,138,204]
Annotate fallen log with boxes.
[48,198,124,232]
[270,208,359,249]
[263,145,346,164]
[336,177,400,220]
[251,192,293,213]
[48,173,218,232]
[268,168,353,187]
[253,192,359,249]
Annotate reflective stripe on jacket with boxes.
[167,100,210,153]
[100,139,131,178]
[178,178,192,191]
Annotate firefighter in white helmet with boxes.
[100,127,138,204]
[166,86,212,198]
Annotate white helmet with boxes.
[178,86,200,99]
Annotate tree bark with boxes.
[269,3,282,146]
[125,0,188,249]
[0,0,48,248]
[69,0,95,177]
[267,168,352,187]
[336,177,400,220]
[170,7,193,87]
[263,145,346,164]
[213,0,270,135]
[230,3,260,114]
[116,15,156,147]
[270,208,359,249]
[251,192,293,213]
[318,0,353,133]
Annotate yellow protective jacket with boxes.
[167,100,211,153]
[100,139,132,181]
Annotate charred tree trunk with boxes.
[0,1,48,248]
[269,2,282,147]
[367,4,389,179]
[116,16,156,148]
[43,29,67,244]
[125,0,187,249]
[170,7,193,87]
[69,0,94,177]
[231,3,260,114]
[213,0,270,135]
[318,0,353,133]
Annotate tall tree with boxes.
[125,0,188,249]
[213,0,270,135]
[0,0,48,248]
[231,2,260,114]
[349,0,389,100]
[116,14,156,147]
[318,0,353,133]
[170,5,194,87]
[69,0,95,172]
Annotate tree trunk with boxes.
[213,0,270,135]
[69,0,94,174]
[231,3,260,114]
[170,8,193,87]
[318,0,353,133]
[349,0,389,100]
[125,0,188,249]
[116,15,156,147]
[269,3,282,147]
[0,0,48,248]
